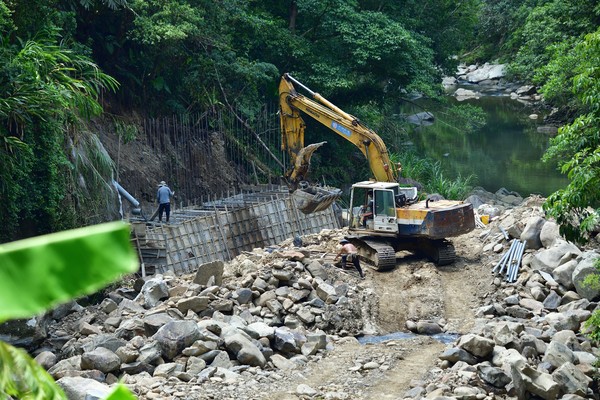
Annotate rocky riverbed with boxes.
[7,188,599,400]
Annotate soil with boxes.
[200,227,497,400]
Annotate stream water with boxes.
[357,331,459,345]
[398,90,569,197]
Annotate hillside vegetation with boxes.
[0,0,598,246]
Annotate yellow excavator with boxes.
[279,73,475,269]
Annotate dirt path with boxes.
[261,237,491,399]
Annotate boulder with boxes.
[572,252,600,300]
[223,332,267,367]
[520,216,546,250]
[552,362,590,396]
[540,221,561,248]
[553,260,578,290]
[136,277,169,308]
[458,334,495,358]
[439,347,478,365]
[542,340,577,369]
[531,241,581,273]
[152,320,201,360]
[81,347,121,373]
[305,260,328,280]
[56,377,111,400]
[194,260,224,286]
[478,364,511,388]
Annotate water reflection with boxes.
[399,96,568,197]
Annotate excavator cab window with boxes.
[374,189,396,218]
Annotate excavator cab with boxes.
[349,182,399,234]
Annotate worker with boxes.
[360,192,374,228]
[156,180,175,223]
[333,239,365,278]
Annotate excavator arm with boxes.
[279,73,399,186]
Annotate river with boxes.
[400,92,569,197]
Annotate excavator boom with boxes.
[279,73,398,186]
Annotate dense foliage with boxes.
[541,30,600,243]
[0,0,598,244]
[0,0,482,241]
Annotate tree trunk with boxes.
[289,0,297,32]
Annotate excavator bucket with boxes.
[292,185,343,214]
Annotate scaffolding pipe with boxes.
[505,240,522,280]
[509,241,525,282]
[498,240,519,275]
[492,248,510,274]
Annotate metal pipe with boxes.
[506,240,523,282]
[505,239,522,278]
[113,180,140,208]
[510,241,525,282]
[492,248,510,274]
[499,240,519,275]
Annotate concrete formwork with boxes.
[131,186,340,276]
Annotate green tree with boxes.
[0,24,118,241]
[542,29,600,243]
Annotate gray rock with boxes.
[545,310,590,331]
[458,334,495,358]
[531,241,581,273]
[34,350,57,370]
[56,376,111,400]
[416,320,443,334]
[439,347,478,365]
[515,362,560,400]
[152,320,201,360]
[244,321,275,339]
[543,290,562,311]
[143,312,175,336]
[153,362,184,378]
[270,353,297,370]
[120,361,154,375]
[305,260,328,280]
[521,216,546,250]
[114,318,145,340]
[223,332,266,367]
[315,282,338,304]
[272,268,294,281]
[115,345,138,363]
[182,339,217,356]
[81,347,121,373]
[273,327,303,354]
[552,362,590,396]
[542,340,577,369]
[186,356,207,375]
[553,259,578,290]
[296,383,318,397]
[572,252,600,300]
[176,296,210,314]
[209,350,233,369]
[138,340,162,364]
[136,277,169,308]
[288,288,311,303]
[235,288,253,304]
[193,260,224,286]
[47,356,81,378]
[540,221,561,248]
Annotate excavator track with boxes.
[425,239,456,266]
[348,237,396,271]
